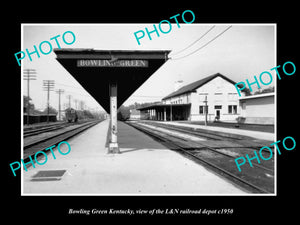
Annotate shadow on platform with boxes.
[105,121,168,153]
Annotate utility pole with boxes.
[23,69,36,125]
[43,80,55,123]
[66,95,72,108]
[204,95,208,126]
[74,99,78,110]
[79,100,85,110]
[56,89,64,121]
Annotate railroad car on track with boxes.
[65,108,78,123]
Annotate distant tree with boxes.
[254,86,274,95]
[261,86,274,93]
[242,87,252,96]
[117,106,130,120]
[83,110,97,119]
[254,89,261,95]
[42,106,57,114]
[134,102,139,109]
[23,95,35,113]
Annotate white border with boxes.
[20,23,277,196]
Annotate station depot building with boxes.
[138,73,275,125]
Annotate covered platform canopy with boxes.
[54,49,170,113]
[54,48,170,153]
[138,103,191,121]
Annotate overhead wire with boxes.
[56,82,84,90]
[169,25,233,60]
[169,25,216,57]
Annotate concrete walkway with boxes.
[22,119,247,195]
[152,121,275,141]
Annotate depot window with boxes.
[199,105,204,114]
[228,105,237,114]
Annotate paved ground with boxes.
[153,121,275,141]
[22,119,247,195]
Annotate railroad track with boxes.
[23,120,102,160]
[24,121,66,131]
[137,120,273,152]
[139,120,247,140]
[23,123,69,137]
[127,121,274,194]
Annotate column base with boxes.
[108,142,120,154]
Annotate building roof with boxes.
[162,73,238,100]
[239,92,274,100]
[54,48,171,59]
[137,103,191,111]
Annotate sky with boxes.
[22,24,275,113]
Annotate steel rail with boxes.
[140,121,274,172]
[24,120,101,151]
[24,124,69,137]
[128,122,271,194]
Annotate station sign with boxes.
[77,59,148,67]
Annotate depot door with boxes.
[214,105,222,120]
[216,110,220,119]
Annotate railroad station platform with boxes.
[147,121,275,142]
[22,119,247,195]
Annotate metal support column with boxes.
[164,107,167,121]
[108,82,120,153]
